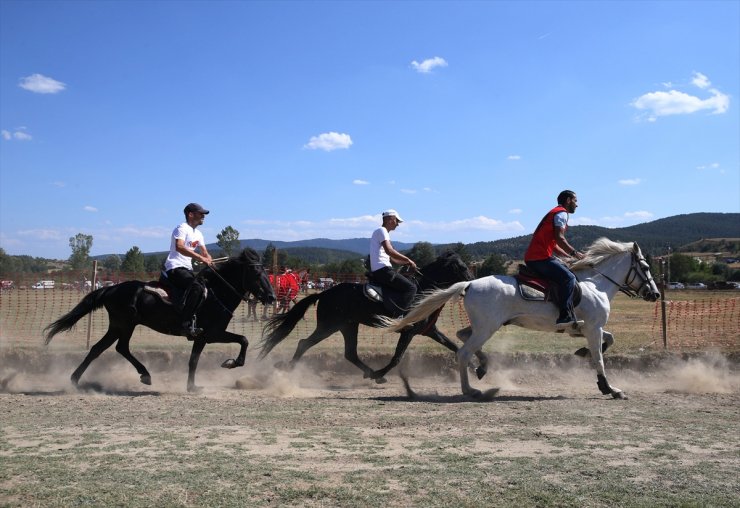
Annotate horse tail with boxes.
[258,293,321,359]
[43,286,112,344]
[381,281,471,332]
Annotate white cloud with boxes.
[697,163,720,170]
[17,228,64,240]
[618,178,641,186]
[692,72,711,89]
[84,206,98,212]
[624,211,654,219]
[353,179,369,185]
[631,72,729,121]
[303,132,353,151]
[508,208,522,214]
[411,56,448,74]
[50,181,66,188]
[507,155,521,160]
[2,128,32,141]
[19,73,66,94]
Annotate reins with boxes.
[200,259,264,304]
[586,251,652,298]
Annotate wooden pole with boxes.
[86,260,98,349]
[660,259,668,349]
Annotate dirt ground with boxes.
[1,349,739,507]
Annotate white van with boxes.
[31,280,55,290]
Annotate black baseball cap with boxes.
[184,203,209,215]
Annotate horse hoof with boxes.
[466,389,483,399]
[221,359,239,369]
[187,384,203,393]
[574,347,590,357]
[374,377,387,385]
[475,367,487,380]
[140,374,152,385]
[612,390,628,400]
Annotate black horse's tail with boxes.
[258,293,321,359]
[44,286,113,344]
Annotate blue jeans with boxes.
[525,258,576,318]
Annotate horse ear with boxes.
[632,242,639,252]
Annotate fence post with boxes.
[86,260,98,349]
[660,260,668,349]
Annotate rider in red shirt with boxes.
[524,190,586,328]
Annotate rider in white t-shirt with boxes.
[164,202,213,338]
[369,209,417,317]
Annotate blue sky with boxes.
[1,0,738,260]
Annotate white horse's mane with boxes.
[570,237,633,270]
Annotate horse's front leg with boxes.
[208,331,249,369]
[574,329,614,357]
[187,338,206,393]
[586,327,627,400]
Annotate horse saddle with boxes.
[515,264,582,307]
[143,280,175,303]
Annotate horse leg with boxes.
[369,329,415,383]
[574,329,615,357]
[202,330,248,369]
[114,330,152,385]
[187,338,207,393]
[456,323,499,398]
[453,326,488,379]
[585,327,626,400]
[70,329,118,386]
[275,326,334,372]
[339,325,378,381]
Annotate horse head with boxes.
[574,238,660,301]
[629,242,661,302]
[420,251,474,288]
[237,248,276,305]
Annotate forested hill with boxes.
[436,212,740,259]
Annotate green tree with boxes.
[144,254,165,273]
[69,233,93,270]
[478,253,507,277]
[262,243,288,270]
[407,241,436,267]
[217,226,241,257]
[102,255,121,272]
[668,253,697,281]
[450,242,472,265]
[121,246,146,276]
[0,248,17,275]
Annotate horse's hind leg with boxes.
[339,324,377,380]
[114,329,152,385]
[71,329,118,386]
[276,327,334,371]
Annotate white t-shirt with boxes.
[369,226,392,271]
[553,211,568,229]
[164,222,206,271]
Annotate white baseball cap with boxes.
[382,209,404,222]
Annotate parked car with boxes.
[686,282,707,289]
[31,280,55,290]
[0,280,14,290]
[667,282,684,290]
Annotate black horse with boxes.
[258,251,487,382]
[44,248,275,392]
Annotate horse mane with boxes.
[570,237,632,270]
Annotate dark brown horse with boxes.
[45,248,275,392]
[259,252,488,382]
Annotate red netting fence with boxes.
[1,270,738,353]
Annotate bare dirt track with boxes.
[1,350,739,507]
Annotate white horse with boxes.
[382,238,660,399]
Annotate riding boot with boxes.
[181,314,203,340]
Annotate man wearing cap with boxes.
[164,203,213,338]
[369,209,418,317]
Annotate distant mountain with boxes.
[439,212,740,259]
[233,238,416,256]
[91,212,739,264]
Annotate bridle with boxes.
[203,260,266,303]
[589,250,656,299]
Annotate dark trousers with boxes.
[166,267,205,324]
[525,258,576,318]
[370,267,417,317]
